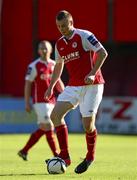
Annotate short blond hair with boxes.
[39,40,52,53]
[56,10,73,21]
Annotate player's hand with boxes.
[44,87,53,100]
[84,75,95,85]
[25,103,32,113]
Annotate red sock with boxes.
[45,130,58,156]
[22,129,45,153]
[55,124,69,159]
[86,129,97,161]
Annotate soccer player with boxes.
[18,40,64,161]
[45,10,108,173]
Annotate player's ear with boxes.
[69,20,73,28]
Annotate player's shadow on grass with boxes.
[0,173,49,176]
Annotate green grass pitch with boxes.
[0,134,137,180]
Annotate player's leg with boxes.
[37,103,59,156]
[38,122,58,156]
[18,127,45,161]
[84,115,97,161]
[50,86,79,166]
[18,103,46,160]
[18,103,57,160]
[74,115,97,173]
[35,103,59,156]
[75,84,104,173]
[50,101,74,166]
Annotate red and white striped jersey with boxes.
[25,58,56,104]
[55,28,105,86]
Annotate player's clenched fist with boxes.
[84,75,95,85]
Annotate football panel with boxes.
[47,160,64,174]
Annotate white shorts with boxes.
[33,103,54,124]
[57,84,104,117]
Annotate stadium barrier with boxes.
[0,97,137,134]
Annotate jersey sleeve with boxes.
[82,30,104,52]
[55,45,63,63]
[25,63,37,82]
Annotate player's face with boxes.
[38,43,47,56]
[56,18,73,38]
[38,43,51,59]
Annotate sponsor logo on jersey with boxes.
[61,51,80,63]
[87,35,99,47]
[72,42,77,48]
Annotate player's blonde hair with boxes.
[39,40,53,54]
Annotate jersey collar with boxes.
[63,28,76,40]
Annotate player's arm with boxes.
[45,45,64,100]
[45,60,64,100]
[83,32,108,84]
[24,80,32,113]
[55,78,65,93]
[88,47,108,76]
[50,60,64,89]
[24,65,36,112]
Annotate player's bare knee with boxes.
[39,123,53,131]
[82,116,96,133]
[86,126,96,133]
[84,124,94,133]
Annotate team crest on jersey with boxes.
[72,42,77,48]
[60,47,64,51]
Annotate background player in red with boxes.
[45,10,108,173]
[18,40,64,161]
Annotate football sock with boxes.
[86,129,97,161]
[55,124,69,159]
[22,129,45,153]
[45,130,58,156]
